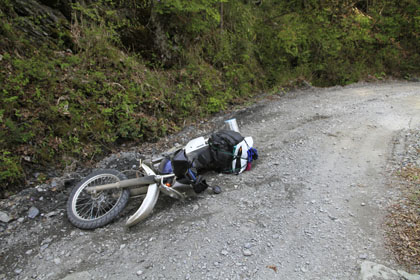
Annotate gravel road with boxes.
[1,81,420,280]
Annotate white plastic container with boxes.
[224,118,240,133]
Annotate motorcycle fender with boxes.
[125,163,159,227]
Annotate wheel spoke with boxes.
[75,201,93,207]
[80,203,95,217]
[103,199,115,210]
[96,202,104,218]
[76,202,92,215]
[99,202,109,216]
[78,206,91,219]
[89,203,95,219]
[98,202,107,216]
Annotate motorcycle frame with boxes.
[75,137,210,228]
[83,160,189,227]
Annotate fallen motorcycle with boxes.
[66,126,258,229]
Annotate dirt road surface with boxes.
[1,81,420,279]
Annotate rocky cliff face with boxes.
[3,0,71,48]
[37,0,74,20]
[2,0,169,64]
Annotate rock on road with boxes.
[1,81,420,280]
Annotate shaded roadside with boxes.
[386,129,420,272]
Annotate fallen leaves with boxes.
[386,163,420,271]
[387,204,420,269]
[266,265,277,273]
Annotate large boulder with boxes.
[360,261,420,280]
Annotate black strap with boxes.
[235,146,242,173]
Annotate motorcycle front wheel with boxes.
[67,169,130,229]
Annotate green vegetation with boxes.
[1,0,419,196]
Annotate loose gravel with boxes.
[1,81,420,280]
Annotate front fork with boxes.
[125,162,186,227]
